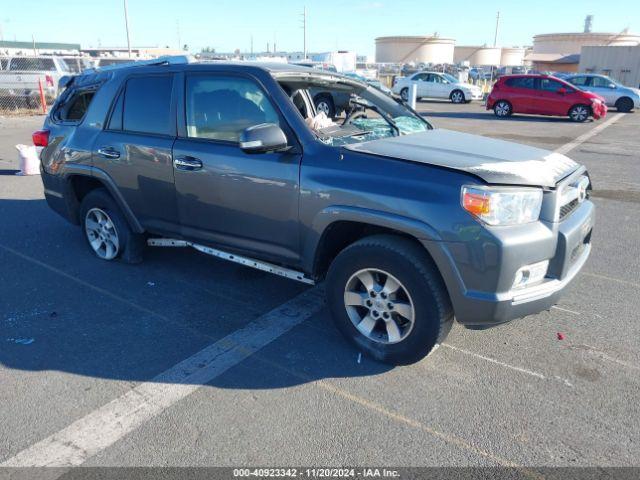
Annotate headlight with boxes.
[461,186,543,226]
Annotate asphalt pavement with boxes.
[0,102,638,471]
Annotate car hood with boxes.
[345,128,580,187]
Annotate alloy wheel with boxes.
[84,208,120,260]
[495,101,510,116]
[343,268,415,344]
[316,100,331,116]
[451,91,464,103]
[570,105,589,122]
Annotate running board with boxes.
[147,238,315,285]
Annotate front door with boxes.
[172,73,302,264]
[533,77,573,116]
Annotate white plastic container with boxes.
[15,144,41,176]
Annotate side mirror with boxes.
[557,87,567,95]
[239,123,289,154]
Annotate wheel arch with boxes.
[64,167,144,233]
[305,206,443,279]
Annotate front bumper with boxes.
[592,101,607,119]
[424,199,595,327]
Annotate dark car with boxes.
[35,57,595,365]
[487,74,608,122]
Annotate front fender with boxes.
[302,205,443,274]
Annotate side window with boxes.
[122,75,173,135]
[538,78,564,92]
[0,58,7,70]
[430,74,443,83]
[591,76,612,88]
[569,76,589,87]
[108,90,124,130]
[505,77,535,89]
[412,73,428,81]
[185,75,281,142]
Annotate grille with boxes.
[559,198,579,220]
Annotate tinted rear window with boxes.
[505,77,535,89]
[122,76,173,135]
[10,57,56,71]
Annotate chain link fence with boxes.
[0,56,67,116]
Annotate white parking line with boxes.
[1,287,324,467]
[555,113,624,155]
[441,343,573,387]
[551,305,581,315]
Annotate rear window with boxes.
[122,75,173,135]
[53,89,97,123]
[10,57,56,71]
[505,77,535,89]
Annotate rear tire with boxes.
[400,88,409,102]
[569,104,590,122]
[79,188,144,264]
[615,97,634,113]
[314,95,335,118]
[493,100,512,118]
[326,235,453,365]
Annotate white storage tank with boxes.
[453,46,501,66]
[375,36,455,64]
[532,32,640,56]
[500,47,526,66]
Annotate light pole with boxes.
[124,0,132,58]
[300,6,307,60]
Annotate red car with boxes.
[486,74,607,122]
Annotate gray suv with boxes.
[35,57,595,365]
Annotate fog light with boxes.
[512,260,549,289]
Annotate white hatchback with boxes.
[392,71,483,103]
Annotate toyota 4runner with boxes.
[35,57,595,365]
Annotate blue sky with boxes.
[1,0,638,55]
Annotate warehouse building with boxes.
[526,31,640,72]
[579,45,640,88]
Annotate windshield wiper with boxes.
[350,100,400,136]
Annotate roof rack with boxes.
[82,55,193,75]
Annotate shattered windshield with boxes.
[276,74,431,146]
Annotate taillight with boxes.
[45,75,54,87]
[32,130,50,147]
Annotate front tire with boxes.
[615,97,634,113]
[450,90,465,104]
[326,235,453,365]
[569,104,590,122]
[79,188,144,263]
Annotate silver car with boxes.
[565,74,640,112]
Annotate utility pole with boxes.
[32,34,37,55]
[176,19,181,51]
[250,35,253,55]
[493,11,500,47]
[124,0,132,58]
[300,6,307,59]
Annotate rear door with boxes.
[172,71,302,264]
[92,74,180,234]
[503,77,536,112]
[427,74,449,98]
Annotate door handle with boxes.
[174,156,203,171]
[97,147,120,159]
